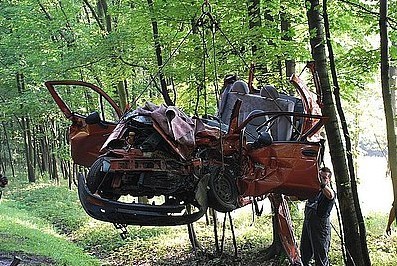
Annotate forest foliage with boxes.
[0,0,396,183]
[1,0,397,265]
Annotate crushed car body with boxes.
[45,64,326,264]
[45,64,326,226]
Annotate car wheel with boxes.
[87,157,119,200]
[207,168,238,213]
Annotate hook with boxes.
[201,0,212,15]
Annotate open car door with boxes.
[45,81,123,167]
[235,111,326,200]
[223,66,326,200]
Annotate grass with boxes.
[6,181,88,233]
[1,177,397,265]
[0,203,100,266]
[365,213,397,265]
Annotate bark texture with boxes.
[323,0,370,264]
[306,1,366,265]
[380,0,397,238]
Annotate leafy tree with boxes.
[0,2,395,264]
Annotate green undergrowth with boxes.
[0,203,100,266]
[365,213,397,265]
[6,180,88,233]
[1,178,397,265]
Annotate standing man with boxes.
[300,166,336,266]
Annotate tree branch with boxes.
[337,0,397,26]
[58,0,71,28]
[389,21,397,30]
[38,2,70,43]
[337,0,378,16]
[117,56,148,70]
[38,1,53,20]
[63,57,108,72]
[81,0,105,31]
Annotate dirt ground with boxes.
[0,253,54,266]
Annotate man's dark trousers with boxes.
[300,208,331,266]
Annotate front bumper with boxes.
[77,173,206,226]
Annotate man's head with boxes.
[319,166,332,185]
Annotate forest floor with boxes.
[1,156,397,265]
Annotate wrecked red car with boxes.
[45,65,325,228]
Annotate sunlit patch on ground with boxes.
[357,156,392,215]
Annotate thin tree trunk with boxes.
[48,119,59,182]
[32,124,38,174]
[96,1,128,112]
[147,0,174,106]
[281,12,295,95]
[21,117,35,182]
[0,127,5,173]
[97,0,112,32]
[390,66,396,113]
[117,80,128,111]
[247,0,261,55]
[380,0,397,232]
[25,116,36,182]
[17,73,35,182]
[247,3,283,256]
[68,161,73,189]
[306,1,365,265]
[323,1,370,264]
[1,121,15,178]
[35,125,44,175]
[38,125,49,173]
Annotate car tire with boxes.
[207,168,238,213]
[87,157,119,200]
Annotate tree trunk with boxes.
[48,118,59,182]
[117,80,128,111]
[390,66,396,112]
[380,0,397,232]
[147,0,173,106]
[247,0,261,55]
[32,124,38,174]
[38,125,49,173]
[323,1,370,264]
[17,73,35,182]
[281,12,295,95]
[1,121,15,178]
[97,0,112,32]
[247,2,282,256]
[96,0,129,112]
[306,1,366,265]
[0,126,5,173]
[25,116,36,182]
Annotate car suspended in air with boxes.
[45,61,325,221]
[45,61,326,265]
